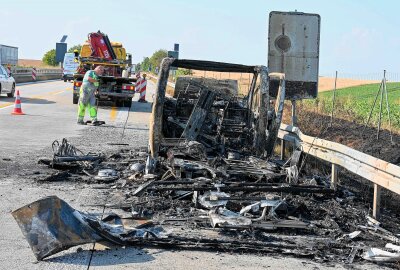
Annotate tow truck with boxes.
[73,31,136,107]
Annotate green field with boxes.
[304,82,400,130]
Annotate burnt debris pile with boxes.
[13,70,400,266]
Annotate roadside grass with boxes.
[301,82,400,130]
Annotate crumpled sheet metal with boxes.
[86,217,166,245]
[12,196,166,260]
[198,191,230,209]
[95,169,119,182]
[209,208,252,228]
[11,196,101,260]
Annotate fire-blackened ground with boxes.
[282,105,400,263]
[27,138,400,268]
[284,105,400,216]
[3,124,375,270]
[286,105,400,164]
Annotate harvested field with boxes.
[191,71,380,94]
[318,77,380,92]
[18,59,56,68]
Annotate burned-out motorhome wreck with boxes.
[148,58,287,174]
[12,58,400,267]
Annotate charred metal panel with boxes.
[253,67,269,156]
[171,59,257,73]
[269,80,315,100]
[12,196,101,260]
[149,58,175,161]
[268,11,320,100]
[266,73,286,156]
[182,88,216,140]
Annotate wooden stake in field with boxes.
[383,71,394,143]
[330,71,338,127]
[377,71,385,139]
[363,80,383,136]
[362,70,393,142]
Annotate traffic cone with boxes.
[11,90,25,115]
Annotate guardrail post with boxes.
[331,163,338,190]
[373,184,381,219]
[280,139,286,160]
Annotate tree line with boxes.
[136,49,166,73]
[137,49,192,76]
[42,45,192,77]
[42,45,82,66]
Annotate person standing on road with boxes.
[77,66,105,125]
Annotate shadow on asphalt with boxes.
[0,96,55,105]
[46,247,155,266]
[21,97,56,105]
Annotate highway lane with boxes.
[0,80,154,155]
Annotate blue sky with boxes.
[1,0,399,74]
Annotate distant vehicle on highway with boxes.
[0,64,15,98]
[0,44,18,66]
[62,53,78,82]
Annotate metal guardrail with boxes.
[278,123,400,219]
[11,67,62,83]
[147,73,175,88]
[12,67,61,74]
[12,68,32,74]
[36,68,62,74]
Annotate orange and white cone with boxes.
[11,90,25,115]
